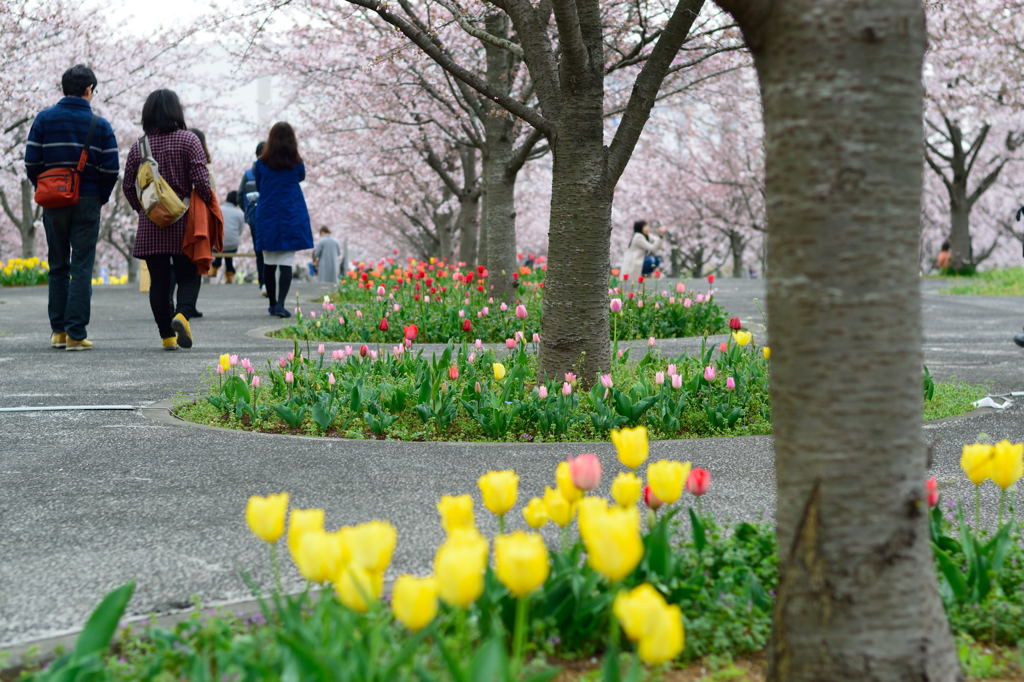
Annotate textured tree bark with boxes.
[715,0,964,680]
[456,147,481,266]
[19,179,36,258]
[480,116,517,298]
[729,230,745,277]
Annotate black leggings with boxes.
[211,256,235,273]
[145,255,200,338]
[264,264,292,308]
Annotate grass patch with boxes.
[939,267,1024,297]
[923,380,989,421]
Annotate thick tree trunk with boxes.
[456,146,481,266]
[20,179,36,258]
[729,230,745,277]
[717,0,963,680]
[127,256,140,284]
[479,12,518,299]
[948,189,972,271]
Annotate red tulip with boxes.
[728,317,742,330]
[379,317,389,332]
[448,365,459,380]
[404,324,418,341]
[462,319,472,332]
[568,453,602,491]
[643,485,663,510]
[926,477,939,507]
[638,276,645,284]
[707,274,715,284]
[686,468,711,496]
[359,344,369,357]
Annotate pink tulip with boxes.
[377,285,386,296]
[532,333,540,343]
[719,342,728,352]
[696,294,705,304]
[505,338,517,349]
[655,371,665,385]
[671,374,682,389]
[726,377,736,390]
[565,372,577,383]
[338,315,345,325]
[249,374,261,388]
[458,309,465,318]
[344,345,353,356]
[667,364,677,375]
[515,304,528,319]
[637,300,644,309]
[328,373,336,387]
[475,381,482,393]
[669,297,675,304]
[561,381,572,396]
[468,352,476,363]
[449,365,459,380]
[515,330,524,342]
[600,374,613,389]
[676,282,686,293]
[500,302,508,312]
[687,468,711,496]
[538,385,549,399]
[356,310,363,319]
[287,351,295,361]
[278,357,287,368]
[393,304,401,312]
[370,350,379,360]
[477,311,483,318]
[703,366,716,381]
[285,371,294,384]
[309,311,316,319]
[647,337,656,347]
[229,354,239,366]
[610,298,623,313]
[475,339,483,349]
[331,349,343,360]
[317,343,326,355]
[215,364,225,376]
[424,296,431,303]
[568,453,602,491]
[926,477,939,507]
[683,298,692,308]
[481,306,490,315]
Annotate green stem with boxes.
[999,489,1006,527]
[498,514,506,534]
[560,525,570,553]
[512,596,529,677]
[270,543,282,597]
[975,484,981,529]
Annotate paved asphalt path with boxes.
[1,276,1023,650]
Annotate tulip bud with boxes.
[474,380,482,393]
[667,364,676,375]
[726,377,736,390]
[647,337,656,347]
[391,575,439,632]
[448,365,459,380]
[763,346,771,360]
[611,471,642,508]
[671,374,682,390]
[359,344,369,357]
[707,274,715,284]
[532,332,540,343]
[379,317,389,332]
[728,317,742,330]
[515,304,528,319]
[686,467,711,496]
[926,476,939,507]
[600,374,613,389]
[643,485,663,510]
[328,373,336,387]
[561,381,572,396]
[252,375,261,387]
[654,371,665,386]
[493,363,507,380]
[495,531,550,597]
[568,453,602,491]
[478,470,519,516]
[522,498,549,529]
[610,298,623,313]
[285,371,294,384]
[317,343,326,355]
[245,492,289,543]
[703,366,716,381]
[216,364,225,376]
[538,385,549,399]
[462,319,472,331]
[500,302,508,312]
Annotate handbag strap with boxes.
[74,115,99,172]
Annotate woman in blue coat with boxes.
[254,121,312,317]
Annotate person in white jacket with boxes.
[619,220,667,283]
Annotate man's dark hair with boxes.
[141,89,187,134]
[226,190,239,205]
[62,65,97,97]
[255,141,266,157]
[320,226,330,235]
[941,240,951,251]
[260,122,302,170]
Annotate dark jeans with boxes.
[145,255,200,338]
[212,256,235,273]
[43,196,102,340]
[255,251,264,286]
[264,264,292,308]
[642,255,661,276]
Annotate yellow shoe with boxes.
[66,338,94,351]
[50,332,67,348]
[171,313,193,349]
[162,336,179,351]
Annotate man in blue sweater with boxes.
[25,65,119,351]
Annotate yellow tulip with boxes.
[287,508,325,565]
[577,496,610,539]
[434,533,488,607]
[960,443,994,485]
[334,564,383,613]
[555,461,583,503]
[494,531,550,597]
[637,604,685,664]
[523,497,549,528]
[245,492,289,543]
[763,346,771,360]
[610,426,649,469]
[294,529,344,583]
[437,494,475,534]
[610,472,642,508]
[613,583,669,642]
[348,520,397,573]
[542,486,576,527]
[732,331,752,347]
[391,575,439,631]
[581,505,643,581]
[478,470,519,516]
[219,353,231,372]
[493,362,507,380]
[647,460,691,505]
[990,440,1024,490]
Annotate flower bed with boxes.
[0,257,48,286]
[271,256,729,343]
[180,330,773,441]
[16,438,1024,681]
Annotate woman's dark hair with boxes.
[941,240,951,251]
[189,128,210,163]
[62,65,97,97]
[255,141,266,157]
[260,122,302,170]
[226,190,238,205]
[141,89,186,134]
[633,220,648,234]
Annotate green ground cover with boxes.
[939,267,1024,297]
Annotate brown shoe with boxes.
[225,272,235,284]
[66,338,94,351]
[50,332,67,348]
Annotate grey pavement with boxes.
[1,276,1024,651]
